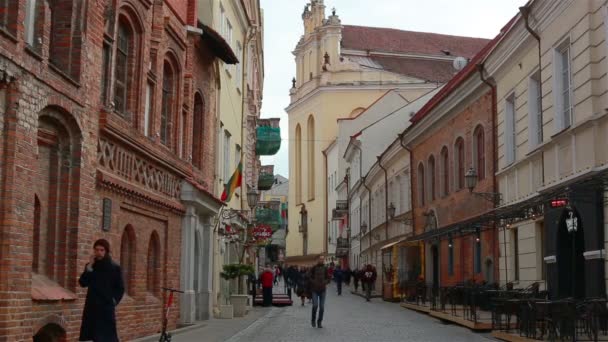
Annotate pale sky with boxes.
[259,0,527,178]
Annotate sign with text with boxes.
[252,224,273,241]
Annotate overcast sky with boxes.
[259,0,527,178]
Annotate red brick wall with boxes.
[0,0,219,340]
[411,90,498,285]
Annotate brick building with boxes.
[403,38,502,289]
[0,0,234,340]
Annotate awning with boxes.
[198,22,239,64]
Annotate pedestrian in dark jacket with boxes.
[295,266,310,306]
[78,239,125,342]
[308,256,330,328]
[344,267,352,286]
[353,268,360,292]
[333,265,344,295]
[361,264,377,302]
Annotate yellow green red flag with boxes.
[221,162,242,202]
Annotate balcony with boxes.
[255,200,282,231]
[256,118,281,156]
[332,200,348,220]
[258,165,275,190]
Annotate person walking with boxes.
[333,265,344,295]
[260,266,274,307]
[78,239,125,342]
[353,268,360,292]
[309,255,330,328]
[344,267,352,287]
[296,266,310,306]
[361,264,377,302]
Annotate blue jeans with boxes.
[311,290,326,323]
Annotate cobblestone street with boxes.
[173,284,494,342]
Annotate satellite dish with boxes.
[453,57,468,71]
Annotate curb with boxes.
[131,322,207,342]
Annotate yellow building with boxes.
[484,0,608,298]
[199,0,266,316]
[286,0,488,265]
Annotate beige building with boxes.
[286,0,488,264]
[485,0,608,298]
[199,0,266,314]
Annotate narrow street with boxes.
[175,283,494,342]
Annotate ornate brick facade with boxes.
[0,0,219,340]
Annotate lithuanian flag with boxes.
[221,162,242,202]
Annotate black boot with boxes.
[311,320,316,328]
[317,321,323,328]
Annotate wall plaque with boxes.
[102,198,112,231]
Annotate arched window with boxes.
[441,147,449,196]
[192,93,205,169]
[474,125,485,180]
[417,163,425,206]
[121,226,136,295]
[428,155,436,201]
[454,137,465,190]
[113,13,141,119]
[161,58,177,147]
[295,124,302,203]
[147,231,161,296]
[34,108,82,290]
[307,115,315,200]
[33,195,41,273]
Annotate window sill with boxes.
[31,273,77,301]
[49,62,81,88]
[0,27,17,43]
[236,87,241,96]
[550,126,571,139]
[24,45,43,61]
[225,68,232,78]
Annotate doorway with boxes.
[556,207,585,298]
[431,244,439,289]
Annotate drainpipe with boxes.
[399,133,413,236]
[362,176,373,254]
[322,149,329,257]
[378,156,389,241]
[345,173,350,268]
[520,4,545,187]
[477,62,504,285]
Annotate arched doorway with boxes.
[556,207,585,298]
[33,323,66,342]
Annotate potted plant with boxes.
[220,263,255,317]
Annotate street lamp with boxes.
[361,221,368,234]
[465,167,502,205]
[388,202,396,219]
[247,188,259,209]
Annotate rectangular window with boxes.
[144,82,153,136]
[554,41,573,131]
[24,0,37,46]
[101,42,112,104]
[223,130,231,181]
[226,20,233,48]
[474,239,482,274]
[528,71,542,148]
[511,229,519,281]
[505,94,516,165]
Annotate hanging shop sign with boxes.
[252,224,273,241]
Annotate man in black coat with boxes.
[79,239,125,342]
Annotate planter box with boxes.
[219,304,233,319]
[231,294,249,317]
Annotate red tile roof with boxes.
[410,15,519,124]
[369,56,457,83]
[341,25,489,58]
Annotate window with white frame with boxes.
[528,71,542,148]
[554,39,572,131]
[505,94,516,165]
[223,130,231,181]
